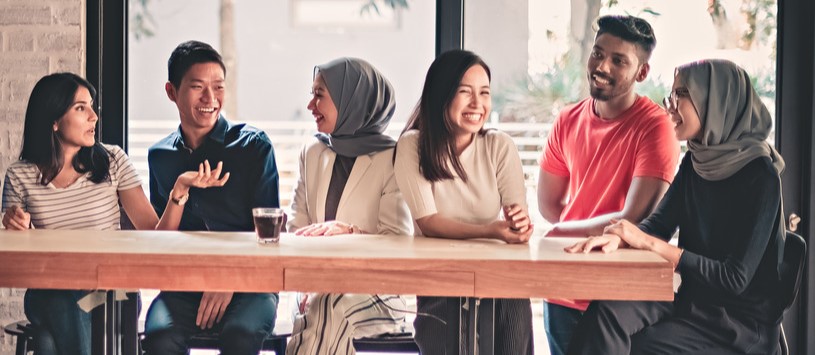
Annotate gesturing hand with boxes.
[196,291,234,330]
[177,160,230,190]
[2,205,31,230]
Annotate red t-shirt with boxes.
[541,96,680,310]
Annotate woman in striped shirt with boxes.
[1,72,227,355]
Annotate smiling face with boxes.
[166,62,225,133]
[446,64,491,150]
[307,72,339,134]
[53,86,98,150]
[587,33,647,102]
[667,77,702,141]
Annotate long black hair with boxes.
[402,49,491,182]
[21,72,111,185]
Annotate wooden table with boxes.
[0,229,674,354]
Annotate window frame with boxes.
[88,0,814,352]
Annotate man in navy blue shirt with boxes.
[142,40,279,355]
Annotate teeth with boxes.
[593,75,610,85]
[197,107,216,113]
[463,113,482,120]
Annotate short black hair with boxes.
[596,15,656,61]
[167,40,226,88]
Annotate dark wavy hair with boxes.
[21,73,111,185]
[168,40,226,88]
[596,15,657,62]
[402,49,491,182]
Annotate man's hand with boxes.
[2,205,30,230]
[196,291,234,329]
[175,160,230,193]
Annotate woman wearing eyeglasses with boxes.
[565,59,785,354]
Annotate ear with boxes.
[165,82,178,102]
[52,121,59,132]
[636,62,650,82]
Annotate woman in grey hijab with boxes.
[566,59,785,354]
[285,57,413,355]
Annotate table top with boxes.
[0,229,674,300]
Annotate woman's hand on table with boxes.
[295,221,360,236]
[490,220,534,244]
[2,205,30,230]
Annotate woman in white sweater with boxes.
[285,57,413,355]
[394,49,534,354]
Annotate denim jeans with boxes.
[24,289,92,355]
[142,291,278,355]
[544,301,584,355]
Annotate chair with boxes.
[778,231,807,355]
[3,320,34,355]
[353,332,419,353]
[185,331,289,354]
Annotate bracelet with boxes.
[347,224,359,234]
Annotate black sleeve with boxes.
[638,157,686,241]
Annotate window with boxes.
[464,0,778,225]
[128,0,435,207]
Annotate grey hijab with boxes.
[314,57,397,157]
[678,59,784,181]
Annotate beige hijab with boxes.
[677,59,784,181]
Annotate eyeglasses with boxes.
[663,88,690,112]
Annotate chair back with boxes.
[779,231,807,311]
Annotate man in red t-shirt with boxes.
[537,15,680,355]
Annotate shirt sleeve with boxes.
[540,112,569,177]
[393,131,438,220]
[2,167,25,213]
[489,131,527,208]
[287,143,311,231]
[108,145,143,191]
[377,155,413,235]
[250,132,281,209]
[633,111,680,183]
[638,156,688,241]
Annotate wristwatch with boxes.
[170,189,189,206]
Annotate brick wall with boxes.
[0,0,84,353]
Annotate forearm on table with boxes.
[416,214,493,240]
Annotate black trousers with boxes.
[567,300,780,355]
[413,296,533,355]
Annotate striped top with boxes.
[2,144,143,230]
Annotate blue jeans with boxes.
[544,301,583,355]
[24,289,92,355]
[143,291,278,355]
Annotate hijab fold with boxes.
[678,59,784,181]
[314,58,397,157]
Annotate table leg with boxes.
[477,298,495,355]
[92,291,138,355]
[462,297,496,355]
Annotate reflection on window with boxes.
[127,0,433,207]
[292,0,402,29]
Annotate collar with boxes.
[174,115,229,150]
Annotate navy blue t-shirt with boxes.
[148,116,280,232]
